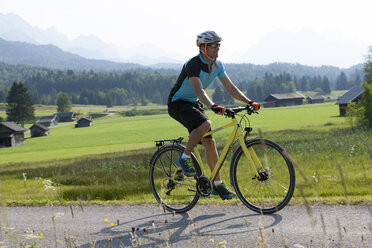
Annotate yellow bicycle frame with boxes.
[191,116,263,182]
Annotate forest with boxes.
[0,62,365,105]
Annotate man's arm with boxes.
[189,77,214,107]
[219,75,253,104]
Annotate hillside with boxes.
[0,36,364,84]
[0,37,144,71]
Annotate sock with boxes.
[181,153,191,159]
[214,180,223,186]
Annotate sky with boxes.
[1,0,372,67]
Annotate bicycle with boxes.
[149,105,295,214]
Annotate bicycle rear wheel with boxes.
[230,139,295,214]
[149,144,201,213]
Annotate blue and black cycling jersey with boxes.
[168,54,226,103]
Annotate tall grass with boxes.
[0,126,370,204]
[0,103,370,204]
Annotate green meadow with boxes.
[0,102,371,205]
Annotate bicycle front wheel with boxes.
[230,139,295,214]
[149,144,201,213]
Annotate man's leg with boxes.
[201,137,236,200]
[184,120,211,155]
[201,137,221,181]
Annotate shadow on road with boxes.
[80,209,282,247]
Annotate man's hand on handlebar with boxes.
[211,104,226,115]
[249,101,260,111]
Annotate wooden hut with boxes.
[54,112,76,122]
[307,96,325,104]
[30,123,50,137]
[36,115,59,127]
[0,122,27,148]
[263,93,305,108]
[336,86,365,116]
[75,117,92,128]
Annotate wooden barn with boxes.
[54,112,76,122]
[36,115,59,127]
[0,122,27,148]
[30,123,50,138]
[336,85,365,116]
[307,96,325,104]
[263,93,305,108]
[75,117,92,128]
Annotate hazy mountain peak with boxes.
[234,28,366,68]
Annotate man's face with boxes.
[207,43,220,59]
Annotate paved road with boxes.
[1,204,371,247]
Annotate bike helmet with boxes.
[196,30,222,47]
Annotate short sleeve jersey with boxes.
[169,54,227,103]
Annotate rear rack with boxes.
[155,137,184,147]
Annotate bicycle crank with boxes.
[196,175,213,197]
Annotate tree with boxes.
[321,76,331,94]
[360,46,372,127]
[6,82,35,127]
[212,85,224,103]
[345,102,365,129]
[300,76,309,92]
[56,92,72,112]
[336,72,348,90]
[222,87,234,105]
[0,89,6,102]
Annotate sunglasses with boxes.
[208,43,220,48]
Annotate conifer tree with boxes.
[6,82,35,127]
[212,85,224,103]
[360,46,372,127]
[321,76,331,94]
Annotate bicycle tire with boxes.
[149,144,201,213]
[230,139,295,214]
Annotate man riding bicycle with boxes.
[168,30,260,200]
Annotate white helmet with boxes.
[196,30,222,46]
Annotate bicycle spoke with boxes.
[150,145,200,213]
[231,139,295,214]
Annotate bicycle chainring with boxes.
[196,175,213,197]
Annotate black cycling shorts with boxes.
[168,100,212,139]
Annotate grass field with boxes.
[0,102,371,206]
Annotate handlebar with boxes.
[224,105,258,118]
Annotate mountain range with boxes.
[0,12,182,66]
[234,28,367,68]
[0,12,368,68]
[0,37,145,71]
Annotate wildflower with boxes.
[24,229,38,240]
[110,223,115,226]
[55,212,64,218]
[37,233,43,238]
[104,218,109,222]
[22,172,27,181]
[43,180,56,190]
[218,240,227,248]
